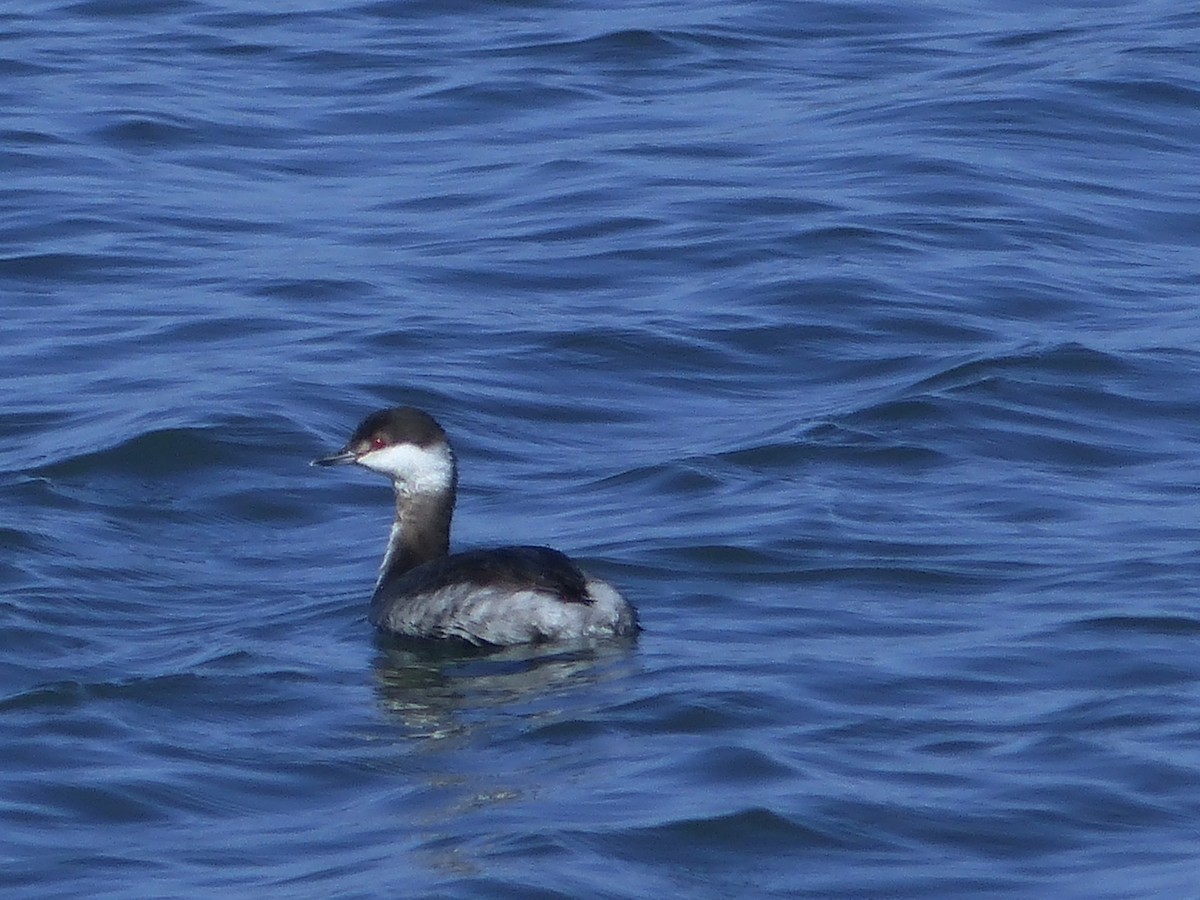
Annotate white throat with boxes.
[356,441,455,496]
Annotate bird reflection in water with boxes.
[370,634,639,737]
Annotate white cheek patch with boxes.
[358,442,454,494]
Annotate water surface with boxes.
[3,1,1200,897]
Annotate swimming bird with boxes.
[313,407,639,646]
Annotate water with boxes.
[3,1,1199,896]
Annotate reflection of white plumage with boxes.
[313,407,639,646]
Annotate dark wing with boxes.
[381,545,593,606]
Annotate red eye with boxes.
[370,435,386,450]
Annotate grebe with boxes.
[312,407,639,646]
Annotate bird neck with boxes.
[377,485,454,587]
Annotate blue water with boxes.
[3,1,1200,896]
